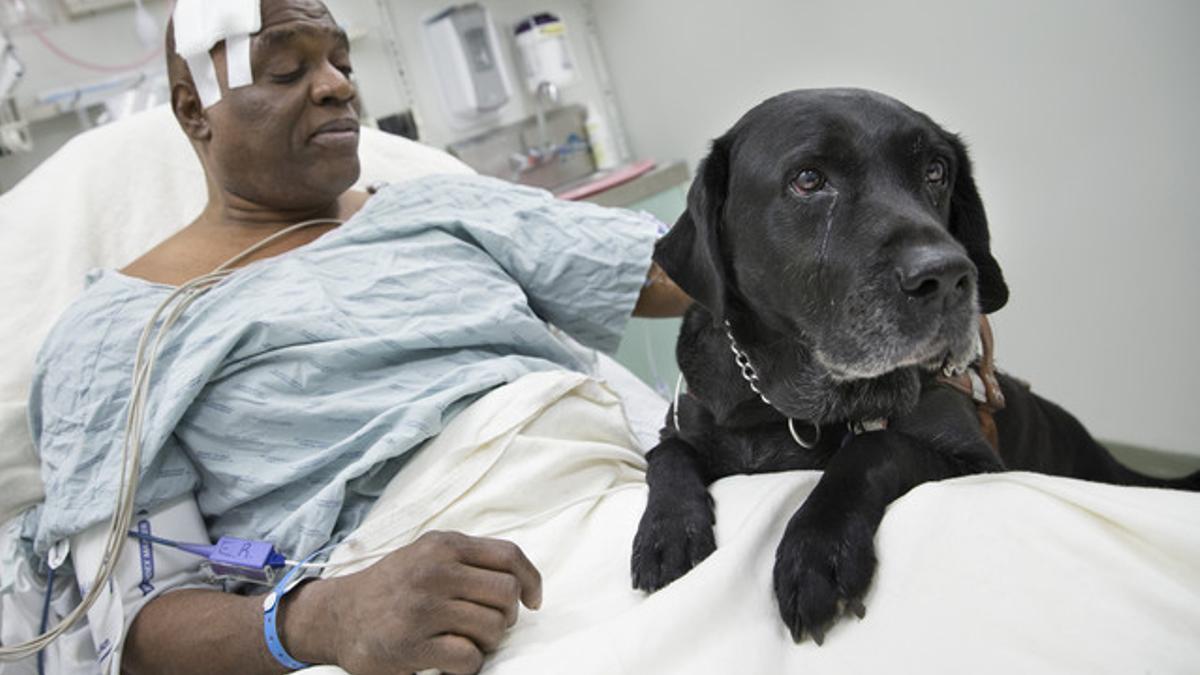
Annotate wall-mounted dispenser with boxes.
[513,13,576,94]
[422,4,512,125]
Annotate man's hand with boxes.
[124,531,540,675]
[309,531,543,675]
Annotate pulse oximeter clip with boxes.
[127,531,289,585]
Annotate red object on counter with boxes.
[555,159,657,201]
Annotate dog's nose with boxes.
[895,246,975,307]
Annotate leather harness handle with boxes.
[936,316,1007,454]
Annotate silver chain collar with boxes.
[723,320,821,449]
[669,321,889,450]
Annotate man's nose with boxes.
[895,244,976,309]
[312,63,356,105]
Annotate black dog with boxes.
[630,88,1199,644]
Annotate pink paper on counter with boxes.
[555,159,657,201]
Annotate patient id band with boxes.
[262,551,320,670]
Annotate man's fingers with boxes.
[420,634,485,675]
[431,600,509,652]
[448,566,525,625]
[452,535,543,610]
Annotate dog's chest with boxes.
[705,422,834,476]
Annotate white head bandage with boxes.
[173,0,263,108]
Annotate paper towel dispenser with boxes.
[423,4,512,122]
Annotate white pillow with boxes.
[0,105,473,523]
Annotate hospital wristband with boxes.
[262,552,320,670]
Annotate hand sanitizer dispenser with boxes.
[423,4,512,123]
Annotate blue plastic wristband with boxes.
[262,551,320,670]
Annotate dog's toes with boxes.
[847,598,867,620]
[631,503,716,592]
[833,514,877,604]
[774,512,878,644]
[775,553,839,644]
[685,522,716,566]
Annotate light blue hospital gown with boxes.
[27,174,659,561]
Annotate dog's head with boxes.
[657,88,1008,384]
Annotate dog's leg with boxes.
[774,389,1002,644]
[996,379,1200,491]
[631,436,717,592]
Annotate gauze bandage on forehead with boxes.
[173,0,262,108]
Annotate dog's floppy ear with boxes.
[947,135,1009,314]
[654,134,732,320]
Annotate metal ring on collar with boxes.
[788,418,820,449]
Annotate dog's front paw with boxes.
[631,495,716,592]
[773,511,876,645]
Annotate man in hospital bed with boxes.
[12,0,690,673]
[2,1,1198,674]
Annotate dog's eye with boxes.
[926,159,948,185]
[791,169,826,195]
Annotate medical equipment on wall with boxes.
[422,3,512,126]
[1,0,55,29]
[0,30,31,154]
[511,13,617,170]
[0,31,19,96]
[513,13,576,95]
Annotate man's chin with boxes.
[307,160,362,197]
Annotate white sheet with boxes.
[303,370,1200,674]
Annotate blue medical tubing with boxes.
[125,530,217,558]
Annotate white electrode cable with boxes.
[0,218,341,661]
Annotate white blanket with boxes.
[305,371,1200,675]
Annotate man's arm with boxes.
[122,532,541,675]
[633,263,692,318]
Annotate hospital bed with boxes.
[1,106,1198,674]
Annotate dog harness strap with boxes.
[937,316,1006,452]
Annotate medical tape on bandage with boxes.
[184,53,223,110]
[225,33,253,88]
[173,0,262,108]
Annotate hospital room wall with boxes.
[0,0,617,191]
[591,0,1200,458]
[0,0,408,191]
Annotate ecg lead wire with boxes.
[1,218,341,661]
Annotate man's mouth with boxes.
[310,118,360,146]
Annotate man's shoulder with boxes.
[39,271,160,348]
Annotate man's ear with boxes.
[946,134,1008,314]
[172,81,211,142]
[653,134,732,321]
